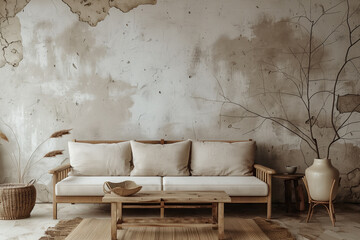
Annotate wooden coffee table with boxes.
[102,191,231,240]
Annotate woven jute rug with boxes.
[40,217,294,240]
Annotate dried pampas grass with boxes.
[0,131,9,142]
[50,129,72,138]
[44,150,64,158]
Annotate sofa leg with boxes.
[267,199,272,219]
[53,201,57,219]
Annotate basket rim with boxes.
[0,183,33,189]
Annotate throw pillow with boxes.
[68,141,131,176]
[190,140,255,176]
[130,140,191,176]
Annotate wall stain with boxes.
[53,22,136,136]
[211,15,332,135]
[337,94,360,113]
[0,0,157,68]
[187,43,202,78]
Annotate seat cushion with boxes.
[68,141,132,176]
[130,140,191,176]
[55,176,162,196]
[163,176,268,196]
[190,140,255,176]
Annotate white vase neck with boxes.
[313,158,332,165]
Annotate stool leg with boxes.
[285,180,292,212]
[297,184,306,211]
[329,201,336,227]
[306,202,313,223]
[294,180,300,211]
[329,179,336,227]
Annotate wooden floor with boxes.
[66,217,271,240]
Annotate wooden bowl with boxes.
[103,180,142,196]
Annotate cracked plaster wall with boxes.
[0,0,359,203]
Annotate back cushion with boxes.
[190,140,256,176]
[130,140,191,176]
[68,141,131,176]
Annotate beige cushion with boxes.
[130,140,191,176]
[68,141,131,176]
[163,176,268,196]
[55,176,162,196]
[190,140,255,176]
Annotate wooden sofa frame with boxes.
[49,139,275,220]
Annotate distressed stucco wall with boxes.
[0,0,359,202]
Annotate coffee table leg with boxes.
[111,202,117,240]
[212,203,218,229]
[117,202,122,229]
[218,202,225,240]
[160,200,165,218]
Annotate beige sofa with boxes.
[49,139,275,219]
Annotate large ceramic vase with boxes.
[305,158,339,201]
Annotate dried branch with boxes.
[0,119,22,182]
[220,95,317,153]
[0,121,72,183]
[306,22,321,158]
[340,130,360,139]
[220,114,258,119]
[313,0,345,25]
[309,90,334,100]
[216,0,359,160]
[328,0,360,158]
[0,131,9,142]
[242,119,267,135]
[312,90,338,127]
[328,101,360,158]
[50,129,72,138]
[44,150,64,158]
[338,120,360,129]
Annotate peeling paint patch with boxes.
[337,94,360,113]
[111,0,157,13]
[62,0,157,27]
[0,0,30,68]
[347,168,360,200]
[0,0,157,68]
[348,168,360,187]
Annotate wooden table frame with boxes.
[103,191,231,240]
[273,173,305,212]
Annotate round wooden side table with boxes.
[273,173,305,212]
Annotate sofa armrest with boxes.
[49,163,72,174]
[49,164,72,219]
[254,164,275,219]
[254,164,276,175]
[49,164,72,184]
[254,164,275,186]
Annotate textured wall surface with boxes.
[0,0,359,202]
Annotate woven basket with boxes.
[103,180,142,196]
[0,182,36,220]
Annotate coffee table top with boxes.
[102,191,231,203]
